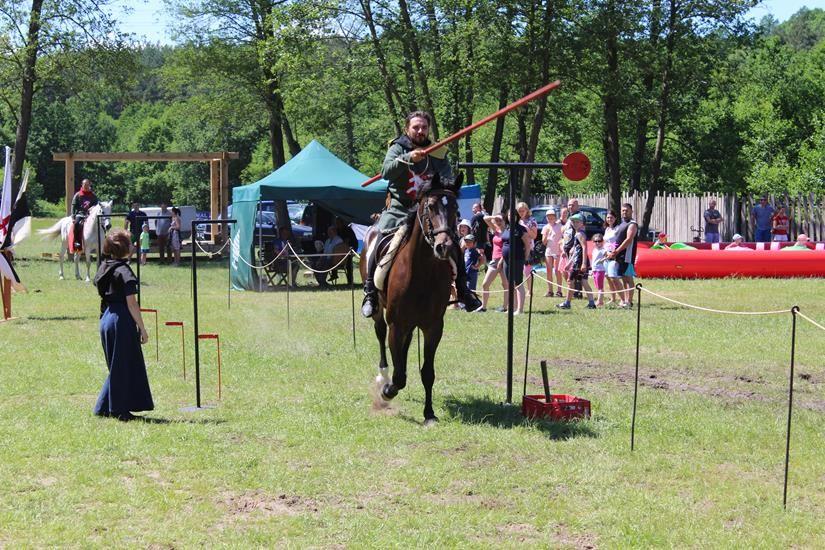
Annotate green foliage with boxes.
[0,2,821,211]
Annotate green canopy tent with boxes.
[230,140,387,290]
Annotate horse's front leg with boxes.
[58,244,66,279]
[74,252,82,280]
[84,250,92,282]
[372,314,390,389]
[420,320,444,425]
[383,323,414,401]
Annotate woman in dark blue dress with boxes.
[93,229,153,421]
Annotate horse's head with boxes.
[87,201,113,238]
[416,172,464,260]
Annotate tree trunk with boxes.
[641,0,676,236]
[398,0,438,138]
[521,0,555,200]
[603,0,622,215]
[485,84,508,213]
[273,91,301,157]
[360,0,402,132]
[11,0,43,193]
[629,0,661,193]
[423,0,443,79]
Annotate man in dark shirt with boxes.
[124,202,148,260]
[703,199,723,243]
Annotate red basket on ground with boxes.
[522,394,591,420]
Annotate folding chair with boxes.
[262,242,288,287]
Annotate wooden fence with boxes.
[493,192,825,242]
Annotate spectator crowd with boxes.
[455,200,640,313]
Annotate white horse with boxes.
[38,201,112,281]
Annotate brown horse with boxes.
[361,172,463,425]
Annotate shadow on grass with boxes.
[134,416,227,425]
[443,395,598,440]
[27,315,89,321]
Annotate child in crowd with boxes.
[541,209,563,297]
[463,235,481,294]
[590,233,607,307]
[139,223,150,265]
[557,214,596,309]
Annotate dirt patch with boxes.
[530,357,825,413]
[554,524,598,549]
[221,490,319,520]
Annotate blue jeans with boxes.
[755,229,772,243]
[705,232,720,243]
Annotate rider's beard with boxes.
[410,133,429,147]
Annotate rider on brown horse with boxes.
[361,111,483,317]
[71,179,98,250]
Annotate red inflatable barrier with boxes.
[635,248,825,279]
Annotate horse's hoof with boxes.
[58,275,64,280]
[370,374,392,410]
[423,417,439,427]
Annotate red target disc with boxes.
[562,151,591,181]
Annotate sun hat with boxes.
[570,214,584,222]
[458,219,472,230]
[463,234,476,242]
[731,233,743,241]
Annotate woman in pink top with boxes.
[480,214,508,312]
[541,209,563,297]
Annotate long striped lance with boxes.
[360,80,562,187]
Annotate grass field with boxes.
[2,218,825,547]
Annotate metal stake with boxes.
[783,306,800,509]
[631,284,643,451]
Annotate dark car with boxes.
[224,201,313,241]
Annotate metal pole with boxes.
[505,167,518,404]
[416,328,421,370]
[631,284,643,451]
[136,239,141,307]
[257,200,263,293]
[191,220,201,408]
[783,306,800,509]
[96,216,102,267]
[523,270,535,398]
[286,252,291,331]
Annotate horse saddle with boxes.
[365,226,406,292]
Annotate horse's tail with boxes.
[38,218,68,240]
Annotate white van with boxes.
[141,206,197,239]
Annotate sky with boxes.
[110,0,825,46]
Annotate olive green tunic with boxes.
[377,135,452,233]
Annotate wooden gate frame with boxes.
[53,151,239,241]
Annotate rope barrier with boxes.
[193,238,231,258]
[286,243,354,274]
[531,270,630,296]
[228,239,289,270]
[796,311,825,333]
[638,286,791,316]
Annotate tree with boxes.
[0,0,124,198]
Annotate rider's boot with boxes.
[361,246,379,318]
[453,244,483,312]
[73,219,83,249]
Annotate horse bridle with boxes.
[417,189,457,249]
